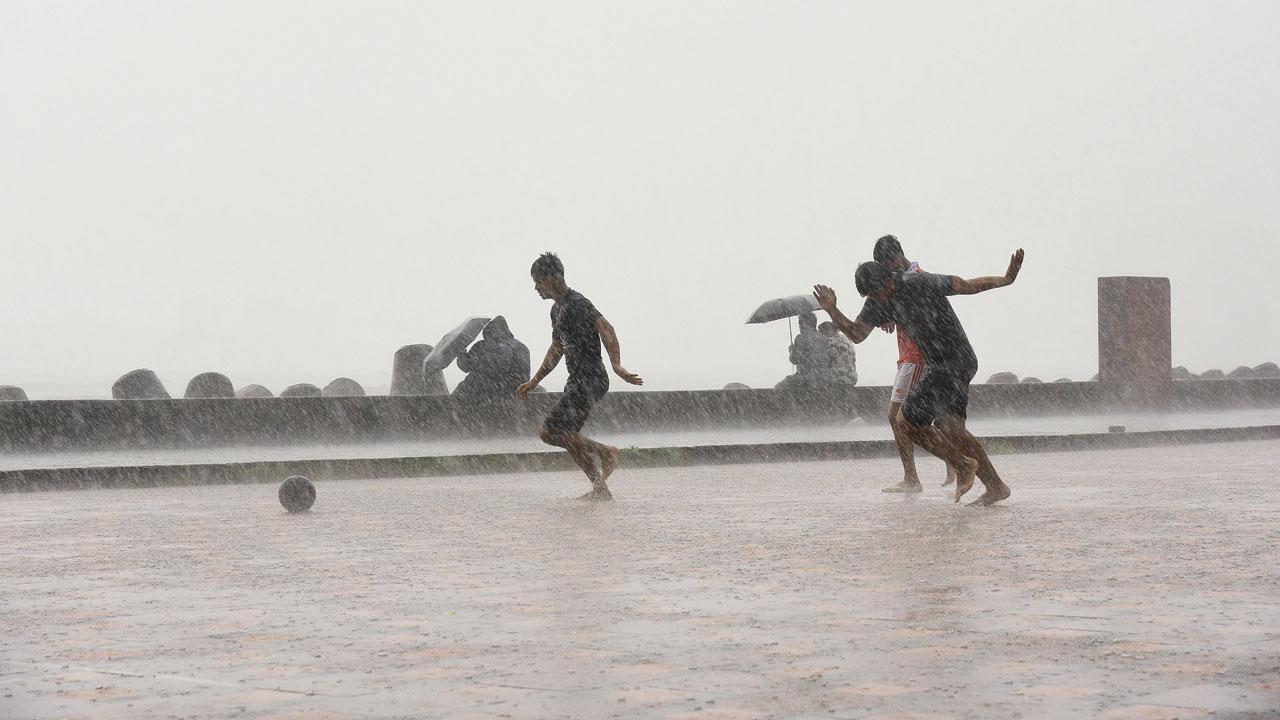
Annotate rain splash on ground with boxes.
[3,440,1278,718]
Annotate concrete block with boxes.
[1098,277,1171,406]
[279,383,323,398]
[323,378,366,397]
[184,372,235,399]
[236,384,273,398]
[112,369,171,400]
[390,344,448,396]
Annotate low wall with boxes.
[1,380,1278,454]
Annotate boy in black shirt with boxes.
[813,249,1024,506]
[517,253,644,500]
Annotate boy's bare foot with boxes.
[576,486,613,502]
[598,445,621,482]
[953,457,979,503]
[882,479,923,493]
[967,482,1011,506]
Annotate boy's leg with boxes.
[945,421,1010,506]
[539,427,612,499]
[932,373,1010,506]
[903,422,978,499]
[883,363,923,493]
[899,368,978,499]
[539,377,614,499]
[934,418,959,487]
[883,402,922,493]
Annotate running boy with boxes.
[872,235,957,493]
[516,252,644,500]
[814,249,1025,505]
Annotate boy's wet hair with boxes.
[872,234,903,265]
[530,252,564,278]
[855,261,894,297]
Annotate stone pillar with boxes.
[323,377,366,397]
[112,369,171,400]
[390,344,448,396]
[185,372,235,399]
[280,383,323,398]
[1098,276,1171,407]
[236,384,274,398]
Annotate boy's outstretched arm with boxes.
[596,316,644,385]
[517,342,562,397]
[813,285,874,344]
[951,249,1025,295]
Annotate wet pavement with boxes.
[2,441,1278,719]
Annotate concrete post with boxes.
[390,344,448,396]
[279,383,323,398]
[185,372,235,399]
[323,378,366,397]
[112,369,171,400]
[1098,276,1171,407]
[236,384,274,398]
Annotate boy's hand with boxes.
[515,379,537,398]
[1005,249,1025,284]
[614,365,644,385]
[813,284,838,313]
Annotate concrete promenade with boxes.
[3,440,1279,719]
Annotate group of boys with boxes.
[517,239,1024,506]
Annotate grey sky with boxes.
[3,1,1278,397]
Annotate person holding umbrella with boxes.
[812,248,1025,506]
[517,252,644,501]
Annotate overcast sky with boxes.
[3,1,1277,397]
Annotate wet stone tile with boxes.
[2,441,1280,719]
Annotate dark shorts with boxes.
[901,364,976,428]
[544,374,609,434]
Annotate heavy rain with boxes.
[2,2,1279,719]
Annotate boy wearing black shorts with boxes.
[517,252,644,501]
[813,249,1024,506]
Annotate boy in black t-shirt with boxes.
[517,252,644,501]
[813,248,1024,506]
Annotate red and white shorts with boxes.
[890,362,925,405]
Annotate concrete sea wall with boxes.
[1,379,1279,453]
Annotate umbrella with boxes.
[423,317,491,373]
[746,294,820,345]
[745,294,820,324]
